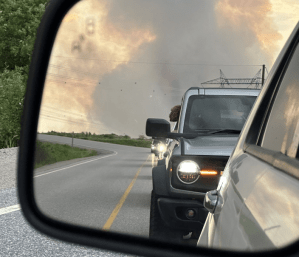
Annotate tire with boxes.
[149,191,184,243]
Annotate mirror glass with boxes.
[34,0,298,250]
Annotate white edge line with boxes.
[0,149,117,216]
[0,204,20,216]
[34,151,118,178]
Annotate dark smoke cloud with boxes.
[92,0,269,137]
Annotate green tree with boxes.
[0,67,25,148]
[0,0,49,148]
[0,0,49,74]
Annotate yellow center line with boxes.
[102,154,151,230]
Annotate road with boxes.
[34,134,154,238]
[0,134,157,256]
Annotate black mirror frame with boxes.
[16,0,299,256]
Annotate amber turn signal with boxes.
[200,170,218,176]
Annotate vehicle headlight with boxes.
[158,144,166,152]
[176,160,200,184]
[151,145,156,149]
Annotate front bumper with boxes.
[157,198,208,231]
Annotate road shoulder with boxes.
[34,147,114,176]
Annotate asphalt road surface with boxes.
[34,134,155,238]
[0,143,143,257]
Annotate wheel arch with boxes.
[152,165,169,196]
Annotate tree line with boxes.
[0,0,50,148]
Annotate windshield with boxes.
[183,95,257,133]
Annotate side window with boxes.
[174,122,178,130]
[260,43,299,159]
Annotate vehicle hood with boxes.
[173,135,239,156]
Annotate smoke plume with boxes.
[38,0,286,137]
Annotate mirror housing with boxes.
[146,118,170,138]
[17,0,299,256]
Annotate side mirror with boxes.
[203,190,218,213]
[146,118,170,138]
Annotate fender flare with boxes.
[152,164,168,196]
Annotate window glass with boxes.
[183,95,256,133]
[261,44,299,158]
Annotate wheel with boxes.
[149,191,184,243]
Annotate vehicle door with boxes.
[232,38,299,251]
[198,151,267,248]
[199,27,299,251]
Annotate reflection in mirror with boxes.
[33,0,298,250]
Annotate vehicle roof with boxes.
[178,87,261,133]
[184,87,260,98]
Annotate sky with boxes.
[37,0,299,137]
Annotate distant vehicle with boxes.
[151,122,177,161]
[197,23,299,251]
[151,137,168,160]
[146,87,260,243]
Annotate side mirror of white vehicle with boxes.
[203,190,218,213]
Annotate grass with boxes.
[34,140,98,169]
[41,131,152,148]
